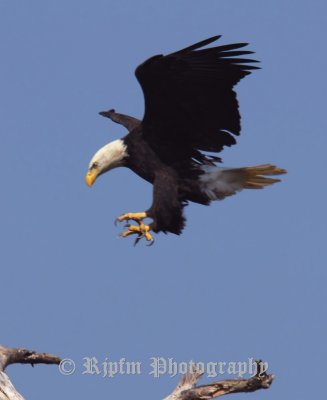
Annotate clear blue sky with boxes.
[1,1,326,399]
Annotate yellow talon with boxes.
[116,211,154,244]
[141,225,154,242]
[119,224,154,244]
[117,212,147,223]
[120,225,141,237]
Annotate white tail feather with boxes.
[199,164,286,200]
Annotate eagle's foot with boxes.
[119,223,154,246]
[115,212,148,225]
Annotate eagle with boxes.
[85,36,286,245]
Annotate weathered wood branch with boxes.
[0,345,274,400]
[0,345,61,400]
[165,361,274,400]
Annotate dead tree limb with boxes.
[164,361,274,400]
[0,345,274,400]
[0,345,61,400]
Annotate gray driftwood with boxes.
[0,345,274,399]
[0,345,61,400]
[164,361,274,400]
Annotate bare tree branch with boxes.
[0,345,61,400]
[0,345,61,372]
[165,361,274,400]
[0,345,274,400]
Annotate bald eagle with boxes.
[86,36,286,244]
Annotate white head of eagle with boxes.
[86,139,128,186]
[84,36,286,244]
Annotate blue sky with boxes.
[0,0,326,399]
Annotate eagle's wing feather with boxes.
[135,36,259,166]
[99,109,141,131]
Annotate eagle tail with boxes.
[199,164,287,200]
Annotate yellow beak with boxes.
[85,169,98,187]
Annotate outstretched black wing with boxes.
[135,36,259,167]
[99,109,141,131]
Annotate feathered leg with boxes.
[115,170,183,244]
